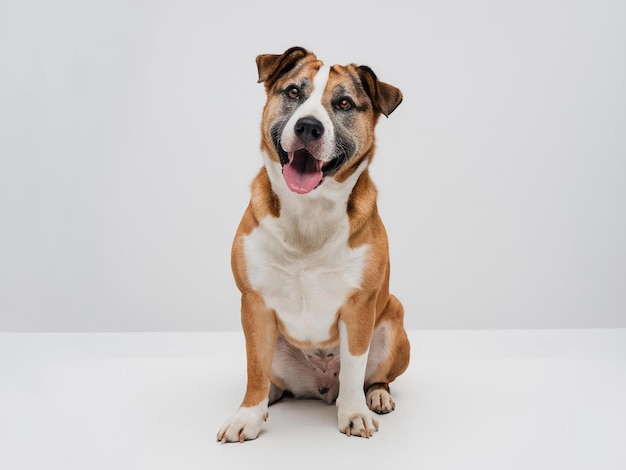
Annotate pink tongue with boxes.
[283,149,323,194]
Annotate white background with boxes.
[2,330,625,469]
[1,0,625,331]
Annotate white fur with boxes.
[217,398,269,443]
[336,321,378,437]
[245,156,369,344]
[279,65,336,162]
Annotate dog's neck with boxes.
[263,155,369,251]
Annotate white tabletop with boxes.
[1,329,625,469]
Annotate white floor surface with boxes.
[1,329,625,470]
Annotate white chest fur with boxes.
[243,161,369,345]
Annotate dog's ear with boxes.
[357,65,403,118]
[256,47,309,89]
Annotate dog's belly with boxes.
[243,217,367,344]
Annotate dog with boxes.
[217,46,410,442]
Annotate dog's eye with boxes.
[337,98,352,110]
[286,87,300,100]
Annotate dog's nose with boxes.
[295,116,324,144]
[319,387,329,395]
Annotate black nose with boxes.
[295,116,324,144]
[319,387,329,395]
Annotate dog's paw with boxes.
[366,387,396,414]
[337,405,379,438]
[217,405,268,443]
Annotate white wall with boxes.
[1,0,625,331]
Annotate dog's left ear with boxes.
[357,65,403,118]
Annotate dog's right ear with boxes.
[256,46,309,89]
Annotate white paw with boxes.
[217,403,268,443]
[366,388,395,414]
[337,399,379,438]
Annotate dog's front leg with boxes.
[336,310,378,438]
[217,292,277,443]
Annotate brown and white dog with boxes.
[217,46,410,443]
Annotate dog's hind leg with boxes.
[364,295,410,414]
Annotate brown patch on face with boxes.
[315,64,402,187]
[258,49,324,165]
[320,65,378,184]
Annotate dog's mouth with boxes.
[271,120,350,194]
[281,149,343,195]
[282,149,323,194]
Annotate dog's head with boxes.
[256,46,402,195]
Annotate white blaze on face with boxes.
[280,65,334,159]
[279,65,337,194]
